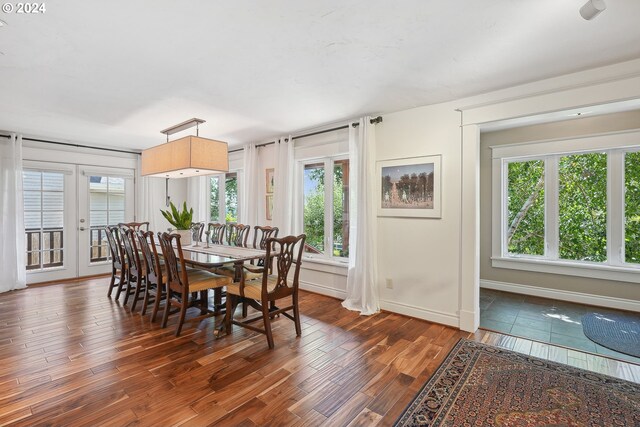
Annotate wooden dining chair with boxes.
[104,226,127,298]
[225,234,306,349]
[191,222,205,243]
[136,230,165,322]
[119,221,150,232]
[157,232,232,336]
[119,227,147,310]
[226,223,250,247]
[207,222,226,245]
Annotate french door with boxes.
[24,163,135,283]
[77,166,135,277]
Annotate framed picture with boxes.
[265,194,274,220]
[265,168,274,194]
[377,155,442,218]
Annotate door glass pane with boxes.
[88,175,126,263]
[303,163,325,254]
[506,160,545,256]
[210,176,220,222]
[225,173,238,223]
[558,152,607,262]
[625,151,640,264]
[333,160,349,257]
[23,170,65,271]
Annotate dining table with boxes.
[158,242,270,337]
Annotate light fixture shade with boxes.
[141,135,229,178]
[580,0,606,20]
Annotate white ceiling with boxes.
[1,0,639,150]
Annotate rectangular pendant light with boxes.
[141,119,229,178]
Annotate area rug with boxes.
[582,311,640,358]
[395,339,640,426]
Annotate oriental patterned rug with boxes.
[395,339,640,426]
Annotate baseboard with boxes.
[480,279,640,312]
[379,299,459,328]
[299,280,346,300]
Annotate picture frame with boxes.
[265,168,274,194]
[377,154,442,218]
[265,194,274,220]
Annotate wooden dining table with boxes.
[159,242,270,336]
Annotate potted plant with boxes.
[160,201,194,245]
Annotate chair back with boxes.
[104,226,124,268]
[120,227,142,277]
[190,222,205,242]
[137,230,162,287]
[157,232,188,297]
[207,223,226,244]
[119,221,150,232]
[253,226,279,250]
[263,234,306,297]
[227,223,250,247]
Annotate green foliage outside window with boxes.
[625,152,640,264]
[558,153,607,262]
[507,160,545,256]
[303,163,348,257]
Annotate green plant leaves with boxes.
[159,201,193,230]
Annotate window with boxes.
[88,176,125,263]
[210,172,239,223]
[492,130,640,282]
[23,170,64,271]
[301,157,349,260]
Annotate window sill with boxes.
[302,256,349,275]
[491,256,640,283]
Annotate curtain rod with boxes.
[228,115,382,153]
[0,133,141,155]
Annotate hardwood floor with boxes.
[0,278,637,426]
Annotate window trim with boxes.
[491,129,640,283]
[209,170,242,224]
[297,154,350,263]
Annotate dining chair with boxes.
[119,221,150,232]
[226,223,250,247]
[191,222,205,243]
[206,222,226,244]
[104,226,127,298]
[157,232,232,337]
[119,227,147,310]
[136,230,165,322]
[224,234,306,349]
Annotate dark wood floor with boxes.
[0,278,637,426]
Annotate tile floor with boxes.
[479,288,640,365]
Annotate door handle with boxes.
[79,227,86,231]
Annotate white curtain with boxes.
[0,134,27,293]
[240,143,259,226]
[187,176,209,225]
[342,117,379,315]
[138,157,170,233]
[272,136,294,235]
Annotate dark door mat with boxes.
[582,312,640,358]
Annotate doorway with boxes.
[23,162,135,284]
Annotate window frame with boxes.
[491,129,640,283]
[297,154,350,263]
[209,170,242,224]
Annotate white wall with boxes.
[375,103,463,327]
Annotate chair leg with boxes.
[175,297,188,337]
[107,267,116,297]
[123,278,133,306]
[225,295,235,335]
[151,286,163,322]
[262,299,274,349]
[293,294,302,336]
[131,278,144,311]
[141,282,152,315]
[242,300,248,318]
[200,290,208,315]
[114,269,126,300]
[161,290,171,329]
